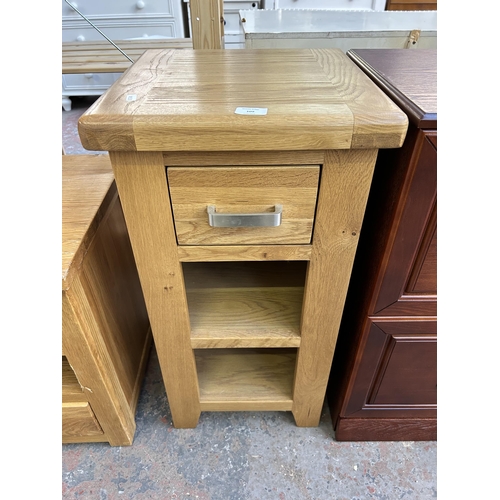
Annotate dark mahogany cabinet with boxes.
[328,49,437,441]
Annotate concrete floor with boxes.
[62,96,437,500]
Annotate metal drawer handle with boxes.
[207,205,282,228]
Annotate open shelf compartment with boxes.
[195,348,296,411]
[183,261,307,349]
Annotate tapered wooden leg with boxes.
[109,151,201,428]
[292,149,378,427]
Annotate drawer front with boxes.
[273,0,384,9]
[62,0,180,18]
[62,73,122,92]
[62,22,177,42]
[168,166,320,245]
[62,402,104,439]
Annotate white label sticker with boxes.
[126,94,137,102]
[235,107,268,116]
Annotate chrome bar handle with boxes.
[207,205,282,228]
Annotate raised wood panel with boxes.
[368,334,437,405]
[373,130,437,316]
[344,319,437,417]
[408,212,437,294]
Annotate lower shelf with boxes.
[62,357,86,404]
[195,348,296,411]
[62,357,104,441]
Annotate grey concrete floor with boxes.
[62,96,437,500]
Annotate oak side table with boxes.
[62,154,151,445]
[78,48,408,429]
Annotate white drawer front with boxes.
[224,33,245,48]
[62,21,178,41]
[272,0,385,10]
[224,0,260,9]
[62,0,181,19]
[62,73,122,92]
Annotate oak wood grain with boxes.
[195,349,295,410]
[109,151,201,428]
[62,402,104,440]
[62,357,86,404]
[62,39,192,74]
[178,245,312,262]
[164,150,325,167]
[292,148,378,426]
[188,287,303,348]
[62,154,151,445]
[63,286,136,445]
[62,154,114,291]
[77,48,408,429]
[168,166,319,245]
[78,49,408,152]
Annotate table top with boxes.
[347,49,437,128]
[62,154,115,291]
[78,48,408,152]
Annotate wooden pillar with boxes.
[292,149,378,426]
[189,0,224,49]
[109,151,202,428]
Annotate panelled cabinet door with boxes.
[372,130,437,317]
[334,318,437,441]
[344,319,437,417]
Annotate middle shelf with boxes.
[182,261,308,349]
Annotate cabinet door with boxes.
[372,129,437,317]
[343,319,437,418]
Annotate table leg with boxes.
[109,151,201,428]
[292,149,378,426]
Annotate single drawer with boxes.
[62,0,178,18]
[167,166,320,245]
[61,21,177,42]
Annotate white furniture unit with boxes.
[183,0,261,49]
[241,9,437,50]
[62,0,186,110]
[262,0,386,10]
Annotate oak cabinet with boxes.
[77,48,408,429]
[328,49,437,441]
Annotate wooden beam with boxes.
[189,0,224,49]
